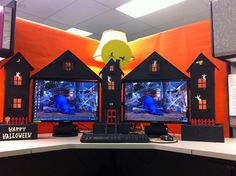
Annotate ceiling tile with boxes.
[138,0,208,27]
[0,0,22,6]
[95,0,131,8]
[201,0,211,7]
[157,10,210,32]
[16,10,43,23]
[127,27,161,41]
[1,0,25,5]
[17,0,75,18]
[48,0,109,26]
[75,10,133,34]
[40,19,70,30]
[114,20,153,36]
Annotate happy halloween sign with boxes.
[0,124,38,141]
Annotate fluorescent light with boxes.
[66,28,92,37]
[0,6,3,12]
[116,0,185,18]
[0,57,5,61]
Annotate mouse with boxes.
[160,134,174,141]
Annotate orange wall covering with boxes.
[0,18,229,136]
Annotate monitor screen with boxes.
[124,80,188,123]
[33,80,98,122]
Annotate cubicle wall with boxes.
[0,18,229,136]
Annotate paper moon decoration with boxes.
[101,40,131,67]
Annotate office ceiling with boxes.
[1,0,211,41]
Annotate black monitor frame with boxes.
[0,0,16,58]
[32,78,100,123]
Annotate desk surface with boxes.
[0,133,236,161]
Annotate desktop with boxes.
[32,79,98,136]
[124,80,188,136]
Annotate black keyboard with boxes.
[80,133,149,143]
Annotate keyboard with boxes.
[80,133,150,143]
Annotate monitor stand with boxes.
[144,122,168,137]
[53,122,78,137]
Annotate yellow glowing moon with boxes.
[101,40,131,67]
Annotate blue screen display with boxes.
[33,80,98,122]
[125,81,188,123]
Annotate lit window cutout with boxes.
[110,65,114,72]
[199,99,207,110]
[151,60,158,72]
[63,62,73,71]
[13,98,22,109]
[198,78,206,88]
[13,72,22,86]
[108,81,115,90]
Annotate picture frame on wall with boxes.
[0,0,16,58]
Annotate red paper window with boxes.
[199,99,207,110]
[151,63,158,72]
[198,78,206,88]
[13,98,22,109]
[107,109,116,125]
[108,81,115,90]
[110,65,114,71]
[13,75,22,86]
[63,62,73,71]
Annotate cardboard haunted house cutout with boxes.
[187,53,218,125]
[31,50,101,124]
[99,59,124,124]
[0,52,33,124]
[123,51,189,127]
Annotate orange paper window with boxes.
[13,75,22,86]
[13,98,22,109]
[108,81,115,90]
[110,65,114,71]
[198,78,206,88]
[199,99,207,110]
[63,62,73,71]
[151,63,158,72]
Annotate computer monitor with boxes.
[124,80,188,135]
[32,79,99,136]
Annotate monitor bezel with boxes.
[32,78,100,123]
[123,79,190,124]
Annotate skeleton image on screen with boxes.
[33,80,98,122]
[125,81,188,122]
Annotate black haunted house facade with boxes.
[31,50,101,120]
[123,51,189,121]
[187,53,218,125]
[1,52,33,124]
[99,59,124,124]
